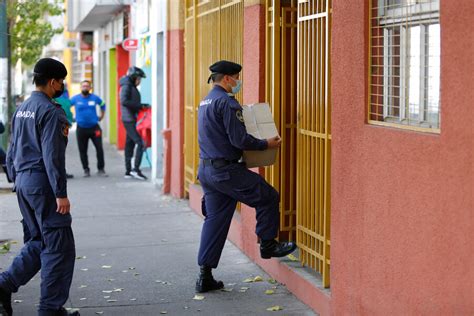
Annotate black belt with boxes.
[201,158,240,168]
[17,169,46,174]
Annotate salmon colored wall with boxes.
[167,29,185,198]
[331,1,474,314]
[116,45,129,150]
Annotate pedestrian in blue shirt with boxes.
[0,58,78,316]
[195,60,297,293]
[70,80,107,178]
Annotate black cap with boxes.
[33,58,67,80]
[208,60,242,83]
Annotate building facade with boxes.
[66,0,474,314]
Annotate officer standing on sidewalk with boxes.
[0,58,78,316]
[70,80,108,178]
[195,60,297,293]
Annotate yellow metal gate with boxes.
[265,0,298,241]
[297,0,331,287]
[184,0,244,194]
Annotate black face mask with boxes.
[53,83,64,99]
[81,90,90,96]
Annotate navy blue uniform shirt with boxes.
[198,85,267,160]
[6,91,69,198]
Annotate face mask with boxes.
[81,90,90,96]
[53,83,64,99]
[229,77,242,95]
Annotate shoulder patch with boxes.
[236,110,244,123]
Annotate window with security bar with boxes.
[369,0,440,131]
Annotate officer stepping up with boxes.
[195,60,297,293]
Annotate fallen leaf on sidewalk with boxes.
[78,285,87,289]
[122,270,128,273]
[0,243,10,254]
[95,312,104,315]
[80,268,89,271]
[10,241,18,244]
[265,290,275,295]
[76,256,87,260]
[134,273,140,276]
[101,265,112,269]
[287,254,298,261]
[227,283,236,286]
[65,308,80,312]
[107,279,115,282]
[267,278,277,284]
[192,295,205,300]
[221,288,233,292]
[266,305,283,311]
[128,267,136,270]
[239,286,249,293]
[160,312,168,314]
[80,298,87,301]
[243,278,254,283]
[155,280,162,283]
[253,276,263,282]
[113,288,124,292]
[130,298,137,301]
[13,300,22,303]
[102,290,113,293]
[103,296,110,299]
[107,299,118,303]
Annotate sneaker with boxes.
[124,171,133,179]
[0,286,12,316]
[130,170,147,181]
[66,173,74,179]
[97,169,108,177]
[83,169,90,178]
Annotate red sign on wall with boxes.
[122,38,139,51]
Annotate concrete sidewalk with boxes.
[0,132,315,315]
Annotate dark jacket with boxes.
[119,75,143,122]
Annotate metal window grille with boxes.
[369,0,440,132]
[184,0,244,194]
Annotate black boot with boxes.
[260,239,297,259]
[0,287,12,316]
[195,266,224,293]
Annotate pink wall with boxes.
[331,1,474,314]
[166,29,185,198]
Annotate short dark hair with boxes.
[211,73,225,83]
[32,75,49,86]
[81,80,91,85]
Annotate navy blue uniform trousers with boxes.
[197,162,280,268]
[0,171,75,315]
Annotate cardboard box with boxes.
[242,103,279,168]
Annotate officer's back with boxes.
[11,92,67,174]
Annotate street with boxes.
[0,132,314,316]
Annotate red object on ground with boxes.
[136,107,152,148]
